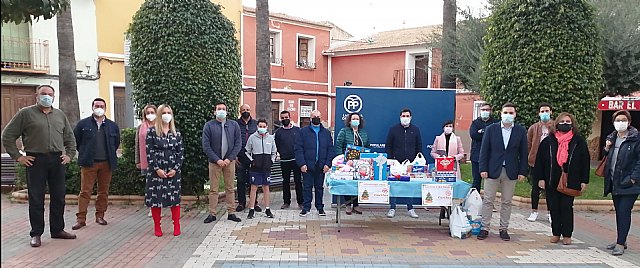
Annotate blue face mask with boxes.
[480,111,490,119]
[501,113,515,124]
[38,95,53,107]
[350,120,360,127]
[257,127,268,134]
[539,112,551,122]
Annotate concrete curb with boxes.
[10,189,225,206]
[494,192,640,212]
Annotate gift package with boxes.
[344,144,371,161]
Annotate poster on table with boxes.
[422,184,453,206]
[358,181,390,204]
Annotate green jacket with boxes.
[335,127,370,155]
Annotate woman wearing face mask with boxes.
[135,105,159,217]
[602,110,639,255]
[430,120,465,179]
[533,112,589,246]
[146,104,184,237]
[335,112,370,215]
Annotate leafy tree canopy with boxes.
[1,0,69,24]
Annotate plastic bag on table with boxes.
[412,152,427,166]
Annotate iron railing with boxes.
[392,68,429,88]
[1,37,49,73]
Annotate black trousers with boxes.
[236,161,250,206]
[280,160,303,205]
[546,185,575,237]
[26,152,66,237]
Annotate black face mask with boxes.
[311,117,321,125]
[281,119,290,126]
[241,111,250,119]
[556,123,572,133]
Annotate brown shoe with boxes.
[562,237,572,245]
[345,206,353,215]
[30,236,41,247]
[353,206,363,214]
[71,222,86,230]
[550,236,560,243]
[51,230,77,239]
[96,217,108,225]
[280,203,290,209]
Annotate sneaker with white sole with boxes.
[387,209,396,218]
[527,211,539,222]
[408,209,419,218]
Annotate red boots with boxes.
[171,205,181,236]
[151,206,181,237]
[151,207,163,237]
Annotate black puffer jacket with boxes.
[533,133,590,192]
[603,127,640,196]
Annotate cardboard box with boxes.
[435,157,456,172]
[360,153,388,180]
[331,172,353,180]
[344,144,371,161]
[353,159,374,180]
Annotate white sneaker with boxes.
[548,214,552,223]
[148,210,152,217]
[387,209,396,218]
[527,212,539,222]
[408,209,419,218]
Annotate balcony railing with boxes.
[296,61,316,70]
[1,37,49,74]
[270,57,283,65]
[393,68,429,88]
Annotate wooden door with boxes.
[1,85,35,153]
[414,55,429,88]
[113,86,126,125]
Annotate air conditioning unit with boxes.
[75,60,86,72]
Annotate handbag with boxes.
[595,156,607,177]
[556,144,582,197]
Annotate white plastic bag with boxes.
[388,159,404,176]
[401,159,412,174]
[412,152,427,166]
[449,205,472,239]
[462,188,483,218]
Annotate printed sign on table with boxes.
[422,184,453,206]
[358,181,390,204]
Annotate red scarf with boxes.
[555,130,574,167]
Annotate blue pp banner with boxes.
[334,86,456,163]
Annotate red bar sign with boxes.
[598,100,639,111]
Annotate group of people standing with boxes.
[1,84,637,257]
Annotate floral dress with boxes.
[145,127,184,207]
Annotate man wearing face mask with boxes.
[275,111,303,209]
[235,104,259,212]
[71,98,121,230]
[477,103,528,241]
[202,102,243,223]
[2,85,77,247]
[385,108,423,218]
[294,110,334,217]
[526,102,554,223]
[469,103,498,190]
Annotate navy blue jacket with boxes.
[294,125,334,170]
[479,122,528,180]
[604,127,640,196]
[469,117,499,162]
[385,123,422,162]
[73,116,120,170]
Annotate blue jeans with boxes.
[389,197,416,210]
[471,161,482,190]
[302,167,324,212]
[613,193,639,245]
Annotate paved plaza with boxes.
[1,190,638,268]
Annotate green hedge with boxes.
[16,128,146,195]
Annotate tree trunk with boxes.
[56,5,80,127]
[256,0,272,130]
[440,0,457,89]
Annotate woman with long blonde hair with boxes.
[145,104,184,236]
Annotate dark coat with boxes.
[533,133,590,192]
[479,122,528,180]
[73,116,120,170]
[469,117,499,162]
[236,117,258,164]
[294,125,334,171]
[385,123,422,162]
[603,127,640,196]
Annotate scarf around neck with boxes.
[554,130,574,168]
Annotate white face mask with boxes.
[93,108,105,117]
[161,114,173,123]
[444,127,453,134]
[614,121,629,132]
[400,117,411,126]
[145,114,156,122]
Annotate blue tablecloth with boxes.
[327,179,471,199]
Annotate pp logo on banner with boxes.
[344,94,363,113]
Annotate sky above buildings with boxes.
[242,0,489,38]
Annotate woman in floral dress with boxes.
[146,104,183,237]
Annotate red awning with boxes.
[598,97,640,111]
